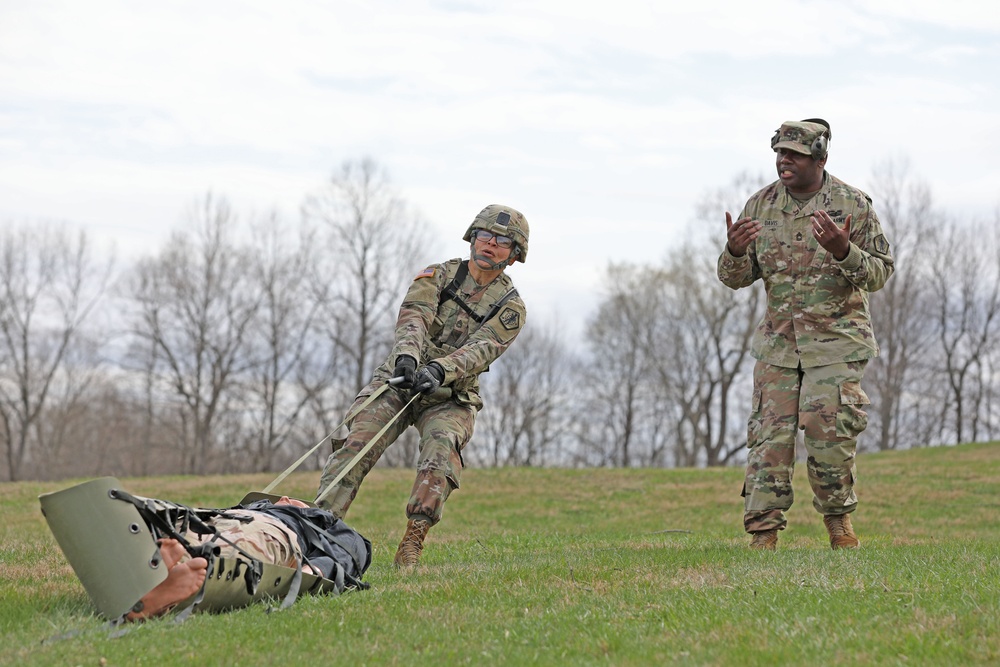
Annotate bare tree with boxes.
[577,253,757,469]
[127,194,261,474]
[29,336,109,479]
[0,223,112,480]
[926,217,1000,444]
[864,158,940,450]
[470,320,574,467]
[40,373,154,479]
[303,159,434,389]
[666,172,769,466]
[652,245,761,466]
[574,263,675,467]
[238,213,323,472]
[301,158,435,468]
[571,173,768,469]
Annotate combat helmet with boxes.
[463,204,529,264]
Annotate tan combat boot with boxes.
[393,518,431,568]
[749,529,779,551]
[823,514,860,549]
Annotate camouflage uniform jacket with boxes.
[717,172,894,369]
[375,258,526,409]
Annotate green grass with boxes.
[2,443,999,666]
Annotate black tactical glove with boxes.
[413,362,445,395]
[392,355,417,389]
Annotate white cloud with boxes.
[2,0,999,342]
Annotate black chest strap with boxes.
[439,262,519,324]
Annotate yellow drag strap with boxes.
[314,392,420,506]
[262,379,400,494]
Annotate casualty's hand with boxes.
[412,362,445,395]
[725,212,761,257]
[392,355,417,389]
[812,211,852,261]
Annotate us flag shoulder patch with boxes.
[415,266,436,279]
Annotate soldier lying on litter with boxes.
[124,495,371,621]
[40,477,371,624]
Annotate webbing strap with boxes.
[265,560,303,614]
[485,287,520,322]
[262,380,396,494]
[109,490,265,592]
[314,392,421,506]
[439,260,520,325]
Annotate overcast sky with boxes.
[2,1,998,342]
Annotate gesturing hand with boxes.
[413,362,445,395]
[811,211,852,261]
[725,211,761,257]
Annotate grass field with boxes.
[2,442,998,666]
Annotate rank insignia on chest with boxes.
[499,307,520,331]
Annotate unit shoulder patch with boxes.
[873,234,890,255]
[498,307,520,331]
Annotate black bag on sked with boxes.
[242,500,373,589]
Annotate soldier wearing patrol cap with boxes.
[316,204,529,568]
[718,119,895,551]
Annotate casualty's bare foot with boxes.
[126,557,208,622]
[157,538,188,570]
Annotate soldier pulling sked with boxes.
[316,204,529,568]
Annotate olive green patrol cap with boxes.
[771,119,831,159]
[463,204,530,262]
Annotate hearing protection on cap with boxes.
[770,118,831,160]
[801,118,831,159]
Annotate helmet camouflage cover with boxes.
[463,204,529,263]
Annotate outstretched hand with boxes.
[811,211,852,260]
[725,212,761,257]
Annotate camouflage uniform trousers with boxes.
[180,510,303,568]
[316,384,475,526]
[743,359,870,533]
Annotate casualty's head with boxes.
[771,118,831,194]
[276,496,311,508]
[463,204,530,270]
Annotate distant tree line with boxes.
[2,158,998,481]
